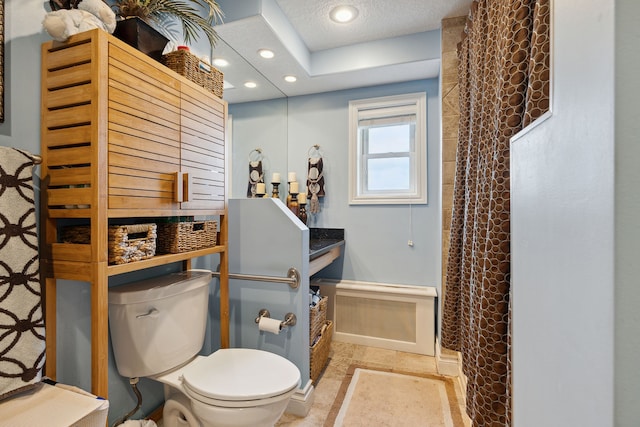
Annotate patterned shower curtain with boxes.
[441,1,550,426]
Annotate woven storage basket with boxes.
[61,223,157,265]
[309,296,328,345]
[162,50,224,98]
[108,224,157,264]
[60,225,91,245]
[310,320,333,384]
[157,220,217,254]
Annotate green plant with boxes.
[112,0,224,48]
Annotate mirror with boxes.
[214,38,286,105]
[227,97,288,200]
[213,38,289,200]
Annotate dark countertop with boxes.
[309,228,345,259]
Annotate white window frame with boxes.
[348,92,427,205]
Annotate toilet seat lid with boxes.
[181,348,301,402]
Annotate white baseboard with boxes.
[456,351,468,401]
[435,337,460,376]
[435,339,468,410]
[285,379,314,417]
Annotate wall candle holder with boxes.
[298,201,307,225]
[289,192,299,217]
[272,182,280,199]
[286,184,292,208]
[255,182,266,198]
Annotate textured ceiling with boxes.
[275,0,472,51]
[215,0,472,103]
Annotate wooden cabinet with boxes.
[40,29,229,398]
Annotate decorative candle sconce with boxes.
[286,172,297,208]
[271,172,281,198]
[288,182,299,216]
[297,193,307,225]
[247,148,264,198]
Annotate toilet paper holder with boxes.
[254,309,297,330]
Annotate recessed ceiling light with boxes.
[244,81,257,88]
[284,75,297,83]
[258,49,275,59]
[213,58,229,67]
[329,5,359,23]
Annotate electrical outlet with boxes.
[408,240,414,247]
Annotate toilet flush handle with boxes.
[136,308,159,319]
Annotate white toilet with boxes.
[108,270,301,427]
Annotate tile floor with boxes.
[276,341,472,426]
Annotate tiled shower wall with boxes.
[441,16,466,357]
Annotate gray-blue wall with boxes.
[230,79,442,287]
[511,0,640,425]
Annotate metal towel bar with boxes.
[211,267,300,289]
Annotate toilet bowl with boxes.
[156,349,300,427]
[108,271,301,427]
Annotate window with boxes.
[349,92,427,204]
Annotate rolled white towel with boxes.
[121,420,157,427]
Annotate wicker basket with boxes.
[61,223,157,265]
[157,220,217,254]
[108,224,157,264]
[162,50,224,98]
[310,320,333,384]
[309,296,328,345]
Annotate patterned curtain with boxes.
[0,147,45,400]
[441,1,550,426]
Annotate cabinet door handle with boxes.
[136,308,159,319]
[174,172,184,202]
[183,173,193,202]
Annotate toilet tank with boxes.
[108,270,211,378]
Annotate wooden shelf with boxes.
[40,29,229,399]
[107,246,225,276]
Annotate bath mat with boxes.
[325,365,464,427]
